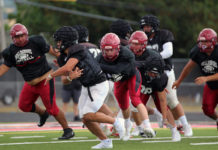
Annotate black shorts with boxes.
[61,87,81,104]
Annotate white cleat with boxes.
[183,124,193,137]
[123,121,132,141]
[91,139,113,149]
[131,127,139,136]
[143,128,156,138]
[113,119,125,140]
[171,129,181,142]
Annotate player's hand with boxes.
[194,76,207,85]
[172,80,180,89]
[44,74,53,85]
[68,67,83,80]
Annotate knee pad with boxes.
[166,90,179,109]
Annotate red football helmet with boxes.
[10,23,29,47]
[129,31,148,56]
[197,28,217,53]
[100,33,120,62]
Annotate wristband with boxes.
[48,74,53,80]
[66,76,72,81]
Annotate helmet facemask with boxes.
[101,45,120,62]
[140,15,160,38]
[129,31,148,56]
[100,33,121,62]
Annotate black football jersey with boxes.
[189,44,218,89]
[141,73,168,95]
[146,29,174,71]
[80,42,101,59]
[2,35,51,81]
[97,46,136,82]
[135,49,168,94]
[57,53,82,90]
[67,44,106,87]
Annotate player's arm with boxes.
[172,59,196,89]
[0,64,10,77]
[157,91,167,121]
[195,73,218,85]
[51,58,79,77]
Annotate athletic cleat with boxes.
[143,128,156,138]
[91,139,113,149]
[37,111,49,127]
[113,119,125,140]
[177,125,184,135]
[171,129,181,142]
[183,124,193,137]
[131,127,140,136]
[58,128,75,140]
[123,121,132,141]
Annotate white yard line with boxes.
[142,140,176,143]
[0,136,218,146]
[11,136,45,139]
[190,142,218,145]
[51,137,88,140]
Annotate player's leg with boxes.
[40,79,74,139]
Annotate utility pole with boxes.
[0,0,6,51]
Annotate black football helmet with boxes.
[139,15,160,37]
[72,25,89,43]
[144,57,165,82]
[53,26,78,53]
[110,19,133,40]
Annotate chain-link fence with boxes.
[0,58,204,107]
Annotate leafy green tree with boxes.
[10,0,218,58]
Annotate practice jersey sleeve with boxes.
[2,47,13,67]
[160,29,174,43]
[189,45,199,63]
[30,35,50,55]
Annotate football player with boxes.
[97,33,156,141]
[129,31,181,141]
[0,23,74,139]
[173,28,218,130]
[45,26,125,149]
[139,14,193,136]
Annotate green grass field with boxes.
[0,128,218,150]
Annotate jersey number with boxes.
[141,85,152,94]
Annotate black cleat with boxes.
[58,128,75,140]
[37,111,49,127]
